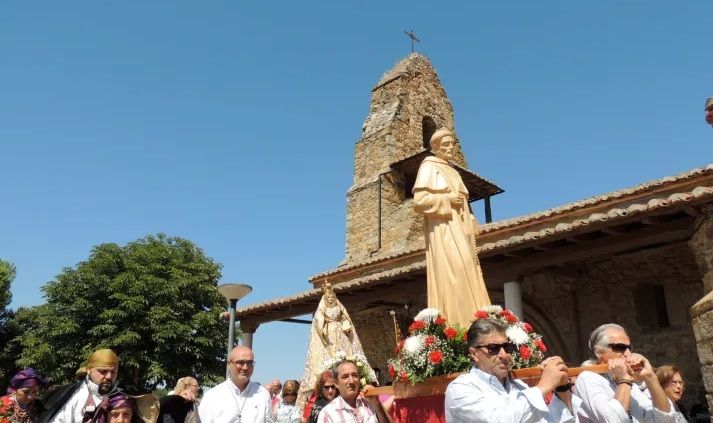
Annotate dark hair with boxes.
[466,319,508,350]
[331,360,358,381]
[313,371,337,400]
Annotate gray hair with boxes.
[466,318,509,350]
[429,129,455,152]
[588,323,626,359]
[331,359,358,381]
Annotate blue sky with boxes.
[2,1,712,385]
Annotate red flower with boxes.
[504,313,519,324]
[409,320,426,332]
[395,340,404,354]
[474,310,489,319]
[428,350,444,365]
[400,371,409,383]
[500,309,511,316]
[534,338,547,352]
[435,316,446,326]
[425,335,436,346]
[522,322,533,333]
[444,327,457,340]
[519,345,532,360]
[388,365,395,379]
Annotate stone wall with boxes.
[689,205,713,414]
[519,241,705,409]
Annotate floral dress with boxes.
[274,401,301,423]
[0,395,36,423]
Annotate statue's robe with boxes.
[413,155,491,328]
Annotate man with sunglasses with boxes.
[198,346,273,423]
[445,319,570,422]
[575,323,675,423]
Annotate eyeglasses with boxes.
[230,360,256,367]
[476,342,516,355]
[668,380,685,387]
[607,343,632,353]
[322,385,337,391]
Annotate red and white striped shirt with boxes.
[316,395,377,423]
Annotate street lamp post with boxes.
[218,283,252,377]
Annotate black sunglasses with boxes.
[322,385,337,391]
[476,342,516,355]
[607,343,632,353]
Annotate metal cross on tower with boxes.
[404,30,420,53]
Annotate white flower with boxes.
[506,325,530,345]
[403,334,425,355]
[484,305,503,314]
[414,308,440,322]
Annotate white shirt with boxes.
[445,367,552,423]
[198,379,273,423]
[548,393,585,423]
[575,371,676,423]
[50,379,103,423]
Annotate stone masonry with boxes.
[690,205,713,414]
[344,54,470,264]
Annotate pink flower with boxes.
[425,335,436,346]
[519,345,532,360]
[428,350,444,365]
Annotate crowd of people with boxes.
[0,320,708,423]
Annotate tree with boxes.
[0,259,18,389]
[15,234,230,390]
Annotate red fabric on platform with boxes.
[392,394,446,423]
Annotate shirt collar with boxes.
[333,395,365,411]
[470,366,512,392]
[228,378,253,395]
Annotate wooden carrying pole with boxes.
[363,364,609,397]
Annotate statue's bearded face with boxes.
[434,136,456,161]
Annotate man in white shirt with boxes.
[445,318,570,423]
[317,360,389,423]
[41,348,123,423]
[575,323,675,423]
[198,346,273,423]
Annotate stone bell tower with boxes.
[344,54,497,264]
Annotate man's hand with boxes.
[608,357,633,381]
[626,353,653,383]
[536,356,568,395]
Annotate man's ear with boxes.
[468,346,479,366]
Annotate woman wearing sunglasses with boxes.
[273,380,301,423]
[575,323,676,423]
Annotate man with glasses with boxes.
[199,346,273,422]
[445,319,569,422]
[575,323,675,423]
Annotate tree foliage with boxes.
[0,259,18,389]
[15,234,229,390]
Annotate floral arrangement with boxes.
[322,350,377,387]
[387,308,470,384]
[474,305,547,368]
[388,306,548,385]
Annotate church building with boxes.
[235,54,713,411]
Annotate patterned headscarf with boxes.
[93,393,137,423]
[8,368,46,393]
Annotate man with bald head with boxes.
[705,97,713,127]
[40,348,128,422]
[199,346,273,422]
